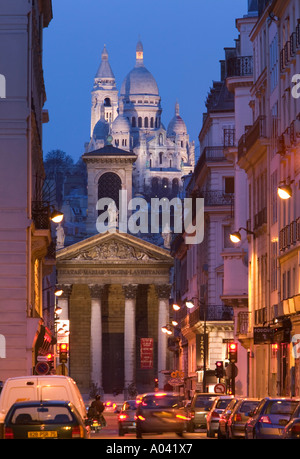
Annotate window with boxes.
[138,117,142,128]
[271,242,278,291]
[270,34,278,92]
[98,172,121,212]
[144,117,148,128]
[104,97,111,107]
[132,117,136,127]
[159,152,163,164]
[224,177,234,194]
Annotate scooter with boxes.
[89,416,102,433]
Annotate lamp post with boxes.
[229,227,254,243]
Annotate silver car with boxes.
[135,392,188,439]
[186,393,218,432]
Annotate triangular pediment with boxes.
[56,231,173,265]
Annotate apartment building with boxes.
[237,0,300,397]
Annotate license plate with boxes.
[28,431,58,438]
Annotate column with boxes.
[89,284,104,393]
[156,284,172,389]
[122,284,138,392]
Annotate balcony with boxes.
[279,218,300,251]
[254,207,267,230]
[227,56,253,77]
[196,190,234,207]
[189,305,233,327]
[32,201,51,230]
[245,115,266,151]
[238,116,267,165]
[223,128,235,147]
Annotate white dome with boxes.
[167,102,187,137]
[120,41,159,97]
[112,114,130,133]
[93,118,109,140]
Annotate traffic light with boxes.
[46,353,55,372]
[154,378,158,390]
[58,343,68,363]
[228,343,238,363]
[214,361,224,378]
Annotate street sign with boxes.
[35,361,50,375]
[214,383,226,394]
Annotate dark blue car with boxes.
[245,397,298,439]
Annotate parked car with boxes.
[217,397,239,439]
[0,375,87,433]
[135,392,189,439]
[227,398,260,439]
[282,402,300,439]
[245,397,298,439]
[3,400,89,439]
[118,400,138,436]
[186,393,218,432]
[206,396,234,438]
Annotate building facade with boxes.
[0,1,54,380]
[237,0,300,398]
[54,41,197,395]
[85,41,195,205]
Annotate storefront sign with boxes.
[253,327,273,344]
[140,338,153,369]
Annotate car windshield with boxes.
[265,401,298,416]
[10,406,73,425]
[216,399,231,409]
[141,395,182,409]
[195,397,215,409]
[239,401,259,413]
[123,400,137,410]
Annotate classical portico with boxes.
[56,230,173,395]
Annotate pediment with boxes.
[56,231,173,265]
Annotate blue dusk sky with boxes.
[43,0,249,162]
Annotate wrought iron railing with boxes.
[189,305,233,327]
[227,56,253,77]
[32,201,51,230]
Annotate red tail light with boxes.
[234,413,242,422]
[4,427,14,439]
[259,415,271,424]
[118,413,128,421]
[211,411,220,418]
[291,424,300,434]
[72,425,84,438]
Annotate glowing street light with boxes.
[277,183,292,199]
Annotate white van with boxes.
[0,375,87,427]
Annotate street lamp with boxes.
[229,227,254,243]
[277,183,292,199]
[50,209,64,223]
[185,299,196,309]
[186,297,208,392]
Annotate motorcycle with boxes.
[89,416,102,433]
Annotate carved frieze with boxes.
[64,240,161,262]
